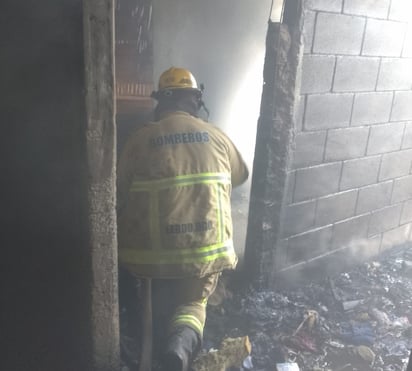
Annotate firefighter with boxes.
[117,67,249,371]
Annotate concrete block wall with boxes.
[279,0,412,271]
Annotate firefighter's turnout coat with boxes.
[117,111,249,279]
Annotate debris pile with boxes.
[192,336,252,371]
[204,246,412,371]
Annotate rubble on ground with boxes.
[204,245,412,371]
[119,245,412,370]
[192,336,252,371]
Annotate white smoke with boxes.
[152,0,273,252]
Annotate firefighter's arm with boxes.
[226,138,249,188]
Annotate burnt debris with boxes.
[204,246,412,371]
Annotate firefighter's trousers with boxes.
[152,273,220,347]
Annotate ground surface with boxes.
[203,246,412,371]
[120,245,412,370]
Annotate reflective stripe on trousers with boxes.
[170,299,208,336]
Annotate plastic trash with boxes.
[369,308,392,327]
[276,362,300,371]
[339,321,375,346]
[242,355,254,369]
[342,299,364,311]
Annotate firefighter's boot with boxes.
[162,326,201,371]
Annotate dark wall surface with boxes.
[0,1,117,370]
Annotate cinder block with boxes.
[305,93,353,130]
[351,92,393,125]
[379,149,412,181]
[402,123,412,149]
[300,55,335,94]
[333,56,380,92]
[344,0,390,19]
[315,190,357,226]
[303,10,316,53]
[403,24,412,58]
[313,13,365,55]
[377,58,412,91]
[292,131,326,169]
[340,156,380,191]
[287,225,333,264]
[332,214,369,249]
[306,0,342,12]
[391,91,412,122]
[362,19,407,57]
[325,127,369,161]
[294,162,342,202]
[392,175,412,203]
[356,181,393,214]
[401,199,412,224]
[381,223,411,250]
[368,204,402,237]
[367,123,404,155]
[281,200,316,237]
[389,0,412,22]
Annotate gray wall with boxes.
[279,0,412,273]
[1,1,119,369]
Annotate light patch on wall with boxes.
[270,0,285,22]
[390,0,412,23]
[398,58,412,77]
[406,2,412,23]
[222,52,265,170]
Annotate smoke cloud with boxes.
[152,0,273,254]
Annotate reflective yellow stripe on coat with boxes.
[130,172,231,191]
[120,172,238,278]
[120,240,234,265]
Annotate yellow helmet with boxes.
[158,67,199,91]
